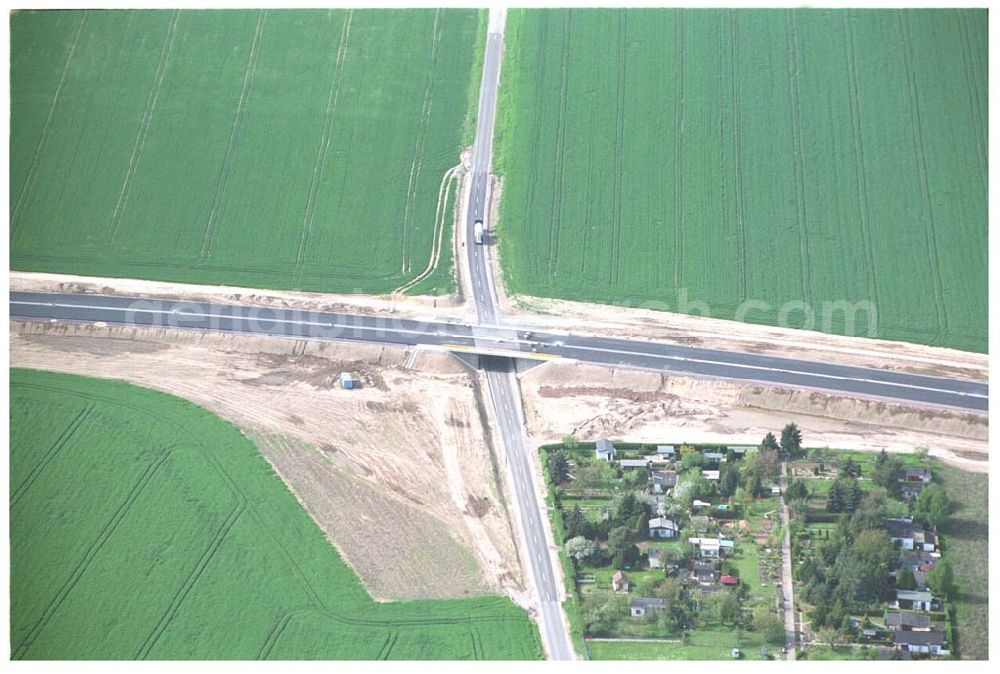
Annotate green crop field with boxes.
[10,9,481,295]
[494,8,987,352]
[10,369,541,659]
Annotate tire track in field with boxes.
[609,11,628,286]
[199,10,266,260]
[546,10,572,277]
[10,404,93,509]
[376,631,399,660]
[393,163,460,295]
[257,611,293,659]
[716,12,728,298]
[12,450,173,660]
[729,12,748,303]
[956,12,987,196]
[136,504,245,659]
[400,10,443,277]
[48,387,331,621]
[899,10,949,340]
[10,13,87,236]
[842,13,879,315]
[579,105,596,275]
[521,14,549,280]
[785,10,812,306]
[295,10,354,269]
[673,13,685,291]
[110,10,180,242]
[469,627,483,659]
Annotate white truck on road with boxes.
[474,220,485,245]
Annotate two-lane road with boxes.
[462,7,576,661]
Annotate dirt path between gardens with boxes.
[517,360,987,473]
[10,321,523,601]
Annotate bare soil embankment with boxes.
[10,321,521,600]
[519,361,987,473]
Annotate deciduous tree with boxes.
[927,557,956,600]
[564,536,600,564]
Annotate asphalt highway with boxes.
[10,292,987,413]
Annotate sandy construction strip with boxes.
[10,271,475,324]
[518,360,987,473]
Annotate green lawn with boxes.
[936,464,988,660]
[11,9,482,295]
[589,627,770,660]
[494,8,986,352]
[10,369,541,659]
[728,542,777,606]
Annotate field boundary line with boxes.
[295,10,354,269]
[546,10,572,277]
[785,10,812,306]
[136,503,245,659]
[715,12,727,297]
[899,10,949,340]
[842,12,879,315]
[673,12,685,291]
[730,12,748,303]
[393,163,460,294]
[400,10,443,276]
[10,403,93,509]
[956,12,988,195]
[200,10,267,260]
[13,450,172,659]
[609,10,627,286]
[110,9,180,242]
[10,13,87,236]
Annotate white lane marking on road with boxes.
[11,301,454,340]
[559,342,988,399]
[16,302,981,401]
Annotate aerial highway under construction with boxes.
[9,291,988,414]
[6,6,988,664]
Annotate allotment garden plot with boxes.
[786,448,973,659]
[540,440,787,660]
[10,9,480,295]
[495,8,987,352]
[10,369,541,659]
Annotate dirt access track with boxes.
[9,321,523,602]
[519,360,987,473]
